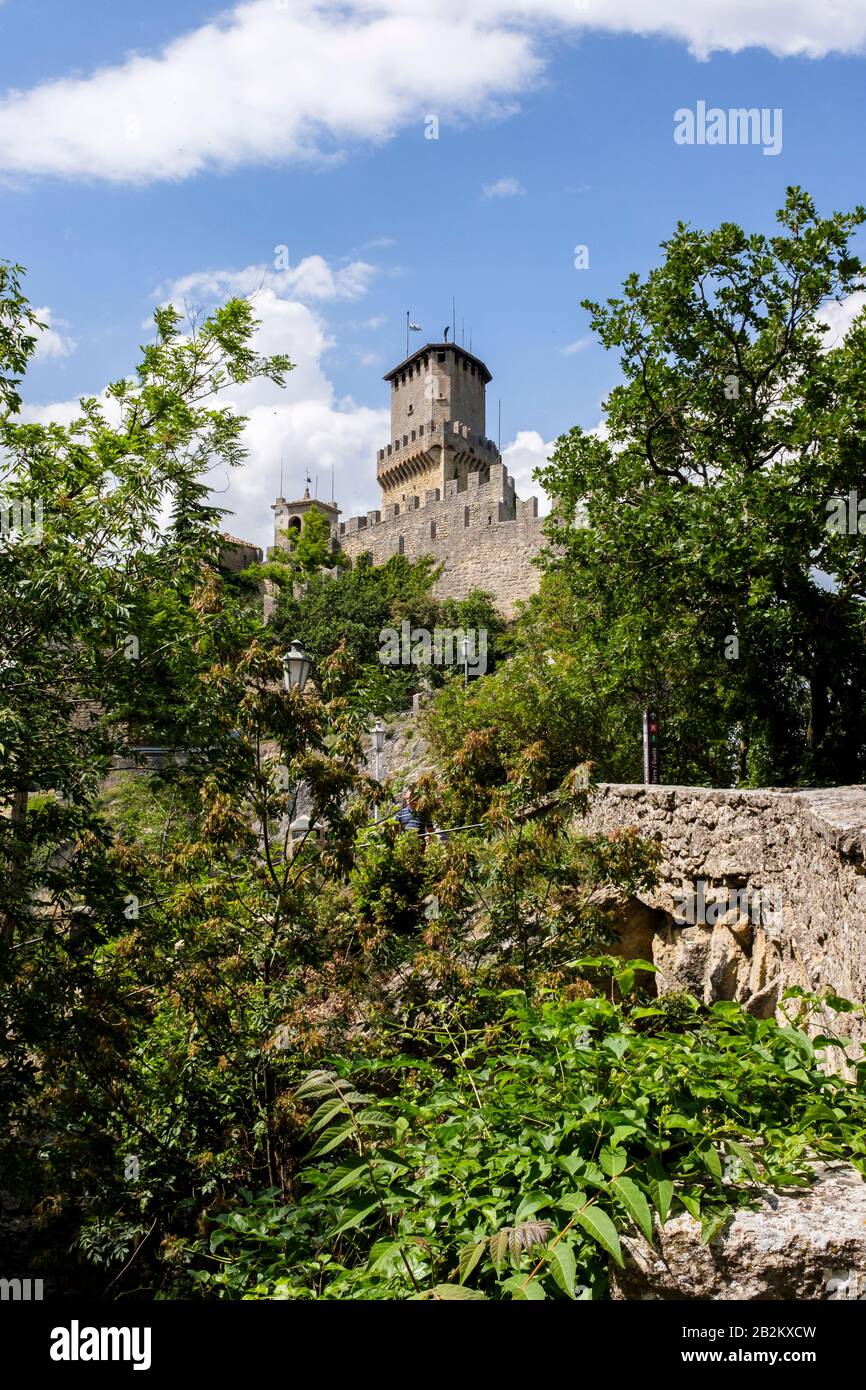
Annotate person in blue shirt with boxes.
[395,786,427,835]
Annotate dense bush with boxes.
[182,977,866,1300]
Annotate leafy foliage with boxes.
[271,552,504,715]
[183,978,866,1300]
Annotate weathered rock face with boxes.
[581,785,866,1049]
[611,1162,866,1300]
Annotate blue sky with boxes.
[2,0,866,547]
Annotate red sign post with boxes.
[643,708,661,784]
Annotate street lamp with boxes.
[460,636,469,689]
[371,718,385,821]
[282,640,311,694]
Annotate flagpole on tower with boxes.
[406,313,421,357]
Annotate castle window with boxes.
[407,403,413,415]
[411,429,416,441]
[437,352,446,363]
[464,507,470,527]
[398,535,405,555]
[430,521,436,540]
[403,435,408,447]
[387,444,392,455]
[424,354,429,368]
[471,364,476,376]
[418,423,424,435]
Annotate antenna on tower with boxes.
[314,473,318,499]
[452,296,456,342]
[331,461,334,504]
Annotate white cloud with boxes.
[31,306,77,360]
[156,255,376,310]
[2,1,865,184]
[502,428,554,515]
[562,336,591,355]
[20,257,390,551]
[482,176,526,198]
[819,290,866,347]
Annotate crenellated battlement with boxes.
[337,459,544,618]
[376,418,499,469]
[338,460,530,537]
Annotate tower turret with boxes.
[376,343,499,509]
[272,482,340,552]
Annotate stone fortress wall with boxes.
[337,457,545,619]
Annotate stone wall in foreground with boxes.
[581,784,866,1050]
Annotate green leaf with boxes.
[428,1283,487,1300]
[514,1193,550,1221]
[320,1160,375,1196]
[488,1227,510,1271]
[663,1113,699,1132]
[331,1201,381,1236]
[724,1139,761,1183]
[501,1274,545,1300]
[600,1147,627,1178]
[548,1241,577,1299]
[573,1205,624,1267]
[699,1143,723,1180]
[646,1157,673,1225]
[612,1175,654,1243]
[308,1121,355,1157]
[700,1207,732,1245]
[458,1239,486,1285]
[557,1189,589,1213]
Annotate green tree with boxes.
[536,187,866,785]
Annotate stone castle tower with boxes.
[273,342,545,618]
[272,481,340,548]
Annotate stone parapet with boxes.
[337,462,544,617]
[580,783,866,1054]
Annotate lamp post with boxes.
[282,640,311,695]
[371,718,385,821]
[280,641,313,852]
[460,636,469,689]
